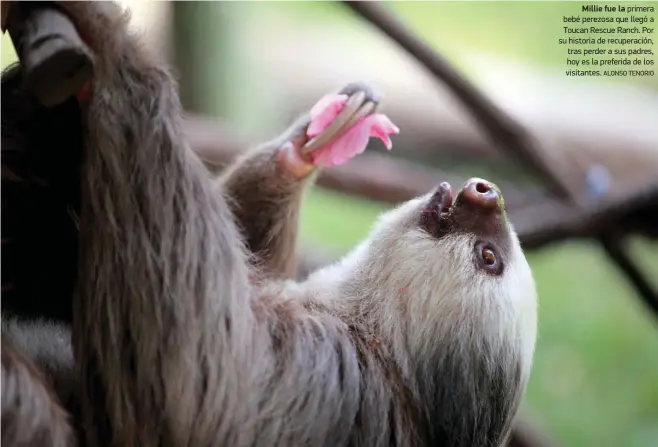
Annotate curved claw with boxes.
[301,90,365,153]
[301,85,380,155]
[338,81,381,105]
[343,100,378,131]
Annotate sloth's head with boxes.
[328,178,537,381]
[304,177,538,442]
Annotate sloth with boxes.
[1,2,538,447]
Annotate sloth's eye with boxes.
[474,242,503,275]
[481,247,496,265]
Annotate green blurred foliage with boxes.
[1,32,17,67]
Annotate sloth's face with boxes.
[360,178,537,373]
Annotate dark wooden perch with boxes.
[3,2,94,107]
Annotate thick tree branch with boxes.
[598,231,658,319]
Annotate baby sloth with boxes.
[280,178,538,446]
[221,145,538,446]
[217,90,537,447]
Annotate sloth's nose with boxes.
[461,178,501,211]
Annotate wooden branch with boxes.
[184,115,657,252]
[184,114,541,208]
[244,43,658,206]
[183,113,248,164]
[292,179,658,262]
[341,1,571,202]
[517,185,658,250]
[315,152,543,211]
[599,230,658,319]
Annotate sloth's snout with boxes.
[460,178,503,212]
[420,177,508,239]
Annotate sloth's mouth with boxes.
[421,178,505,238]
[425,182,454,217]
[420,182,454,235]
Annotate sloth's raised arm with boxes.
[53,3,257,445]
[218,84,383,281]
[217,118,314,280]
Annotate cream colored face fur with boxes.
[304,191,538,383]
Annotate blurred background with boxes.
[2,1,657,446]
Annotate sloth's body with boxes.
[4,181,537,446]
[245,181,538,446]
[1,2,537,446]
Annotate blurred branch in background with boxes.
[184,115,658,252]
[599,230,658,318]
[236,22,658,207]
[343,0,571,202]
